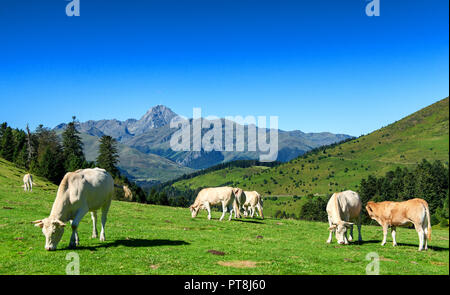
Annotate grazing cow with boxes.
[123,185,133,201]
[326,190,362,245]
[32,168,114,251]
[23,173,33,192]
[189,187,242,221]
[242,191,264,219]
[365,198,431,251]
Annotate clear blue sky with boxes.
[0,0,448,136]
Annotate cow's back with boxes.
[67,168,114,211]
[244,191,259,206]
[327,190,361,222]
[196,187,234,205]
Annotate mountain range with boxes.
[54,105,352,186]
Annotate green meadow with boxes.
[0,158,448,275]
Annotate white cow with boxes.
[23,173,33,192]
[123,185,133,201]
[242,191,264,219]
[326,190,362,245]
[32,168,114,251]
[190,187,242,221]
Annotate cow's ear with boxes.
[32,220,44,228]
[344,222,354,228]
[328,224,337,230]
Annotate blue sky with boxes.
[0,0,448,136]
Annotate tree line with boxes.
[274,159,448,227]
[0,118,146,203]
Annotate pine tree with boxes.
[96,135,119,176]
[62,116,85,171]
[1,127,15,162]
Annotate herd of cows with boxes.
[25,168,432,252]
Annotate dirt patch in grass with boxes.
[380,256,398,263]
[208,250,225,256]
[218,260,258,268]
[431,261,448,266]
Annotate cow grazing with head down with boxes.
[366,198,431,251]
[189,187,242,221]
[32,168,114,251]
[242,191,264,219]
[326,190,362,245]
[23,173,33,192]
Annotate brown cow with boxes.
[365,198,431,251]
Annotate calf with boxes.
[365,198,431,251]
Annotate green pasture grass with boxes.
[0,159,448,275]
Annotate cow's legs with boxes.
[30,182,33,192]
[415,223,424,251]
[219,202,227,221]
[91,211,98,239]
[381,224,388,246]
[100,201,111,241]
[228,204,234,221]
[424,225,429,250]
[348,224,354,242]
[391,226,397,246]
[356,215,362,242]
[256,203,264,219]
[69,206,89,248]
[203,202,212,220]
[326,217,333,244]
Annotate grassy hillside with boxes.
[168,97,449,196]
[0,157,448,275]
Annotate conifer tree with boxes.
[96,135,119,176]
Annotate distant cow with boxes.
[242,191,264,219]
[23,173,33,192]
[326,190,362,244]
[190,187,242,221]
[123,185,133,201]
[366,198,431,251]
[32,168,114,251]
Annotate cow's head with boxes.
[329,221,353,244]
[189,205,200,218]
[32,218,66,251]
[365,201,376,219]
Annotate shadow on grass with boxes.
[233,219,265,224]
[354,240,449,252]
[70,238,190,251]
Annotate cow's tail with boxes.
[424,202,432,242]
